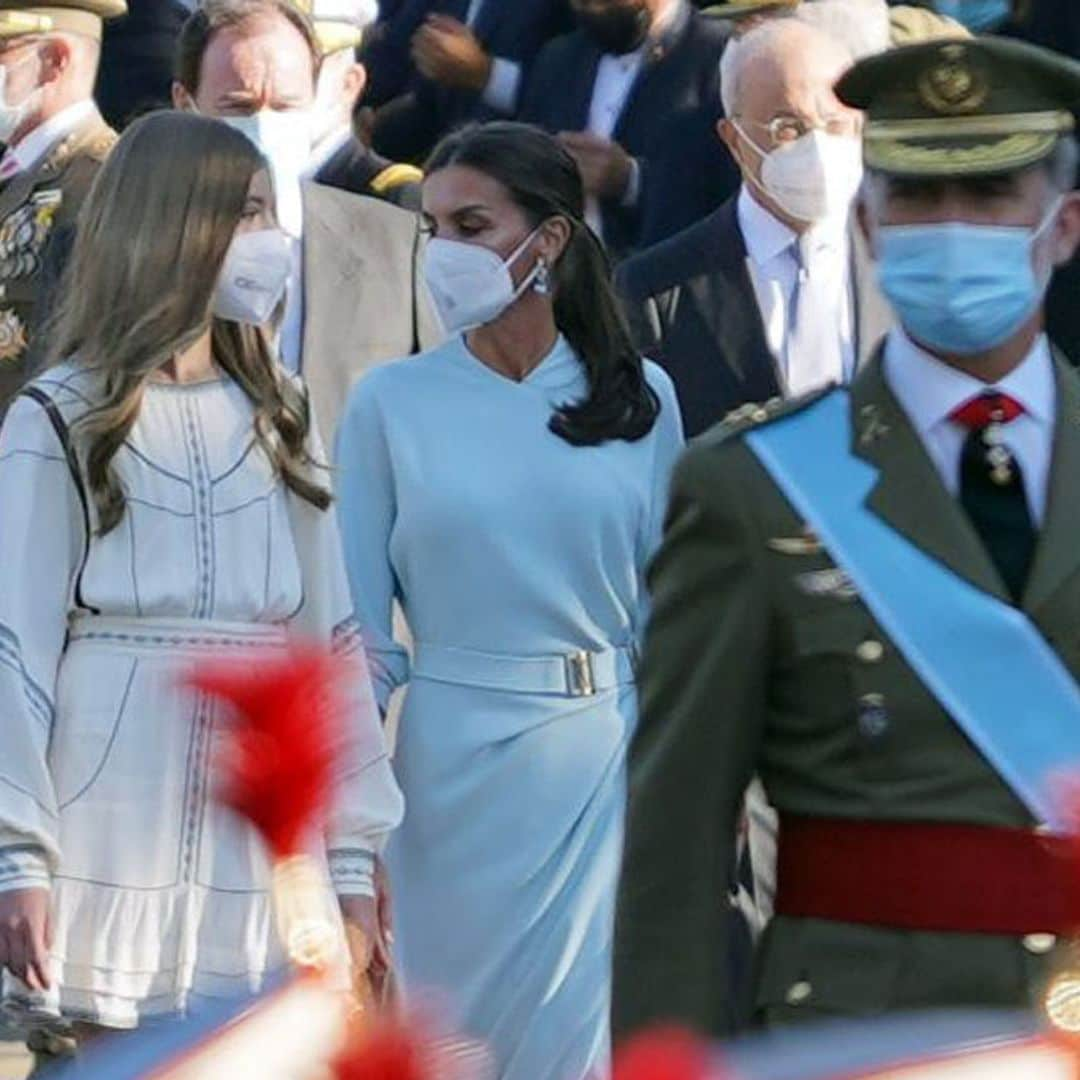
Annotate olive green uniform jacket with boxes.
[613,344,1080,1040]
[0,109,115,418]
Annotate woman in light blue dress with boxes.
[335,123,684,1080]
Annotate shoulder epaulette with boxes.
[370,162,424,195]
[705,384,838,446]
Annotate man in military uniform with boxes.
[303,0,422,209]
[0,0,123,417]
[613,36,1080,1041]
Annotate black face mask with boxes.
[576,3,651,55]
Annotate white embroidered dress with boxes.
[0,363,403,1029]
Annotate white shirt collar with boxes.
[305,125,352,178]
[736,184,847,268]
[11,100,96,174]
[884,327,1056,440]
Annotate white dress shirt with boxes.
[4,99,95,177]
[883,328,1056,525]
[306,124,352,178]
[737,185,854,395]
[278,240,305,373]
[580,0,679,235]
[465,0,523,114]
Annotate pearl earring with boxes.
[533,258,551,296]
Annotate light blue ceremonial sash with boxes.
[745,390,1080,830]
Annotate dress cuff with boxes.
[328,848,376,898]
[0,845,50,893]
[482,57,522,114]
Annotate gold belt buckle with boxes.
[566,650,595,697]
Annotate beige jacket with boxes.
[298,181,441,447]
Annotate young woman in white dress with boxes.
[0,112,402,1059]
[336,122,685,1079]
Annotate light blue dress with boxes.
[335,335,683,1079]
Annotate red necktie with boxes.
[948,391,1025,430]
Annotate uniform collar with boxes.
[305,126,352,178]
[11,99,96,174]
[883,327,1056,439]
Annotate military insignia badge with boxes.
[918,44,990,116]
[767,527,824,556]
[0,307,27,362]
[0,188,61,282]
[794,567,859,600]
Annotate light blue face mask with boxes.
[876,199,1061,356]
[934,0,1010,32]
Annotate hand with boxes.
[411,15,493,92]
[0,888,52,991]
[340,878,392,988]
[557,131,634,200]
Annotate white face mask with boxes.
[423,226,543,335]
[735,124,864,225]
[212,228,293,326]
[221,110,313,239]
[0,51,42,145]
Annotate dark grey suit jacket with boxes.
[616,194,893,437]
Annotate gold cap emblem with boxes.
[918,45,989,115]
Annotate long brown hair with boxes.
[49,110,329,535]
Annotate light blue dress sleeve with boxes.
[334,378,411,713]
[636,363,686,644]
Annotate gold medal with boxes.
[0,308,27,362]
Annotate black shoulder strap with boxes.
[18,385,98,614]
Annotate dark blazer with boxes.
[367,0,572,163]
[314,136,422,210]
[95,0,188,130]
[517,2,737,260]
[616,195,893,437]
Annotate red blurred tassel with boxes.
[613,1028,722,1080]
[186,645,343,859]
[331,1023,429,1080]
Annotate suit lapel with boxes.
[614,2,691,143]
[850,350,1010,603]
[851,223,892,371]
[690,202,781,399]
[300,184,369,373]
[1021,354,1080,615]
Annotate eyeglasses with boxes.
[737,113,860,146]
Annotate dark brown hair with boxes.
[426,122,660,446]
[50,111,330,534]
[175,0,320,96]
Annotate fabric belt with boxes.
[411,642,637,697]
[66,614,290,655]
[775,815,1079,935]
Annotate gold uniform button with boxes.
[1023,933,1057,955]
[856,640,885,664]
[785,980,813,1005]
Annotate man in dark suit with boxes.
[618,16,891,436]
[363,0,572,163]
[517,0,738,261]
[304,0,423,208]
